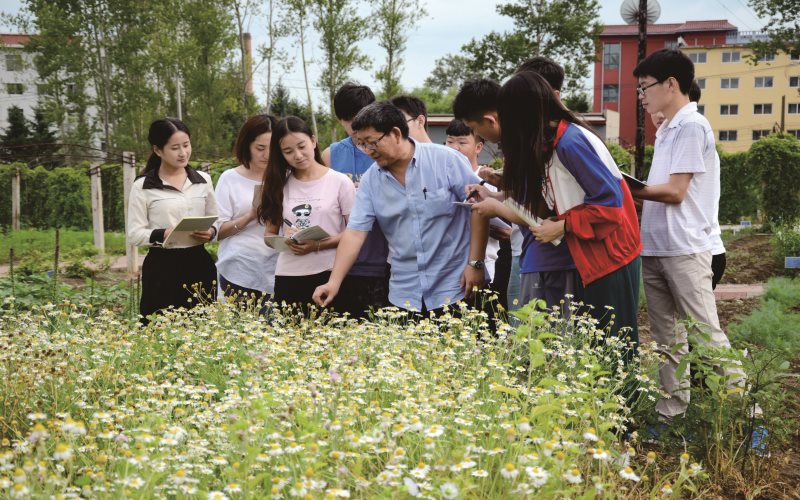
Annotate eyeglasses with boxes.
[355,131,388,153]
[636,80,663,97]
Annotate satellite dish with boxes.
[620,0,661,25]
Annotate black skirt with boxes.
[140,245,216,323]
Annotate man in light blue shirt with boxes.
[313,101,489,313]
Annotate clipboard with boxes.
[163,215,218,248]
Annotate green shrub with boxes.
[771,224,800,264]
[719,148,759,223]
[747,133,800,225]
[606,142,632,171]
[762,276,800,309]
[729,299,800,356]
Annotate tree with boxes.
[563,92,590,113]
[748,0,800,62]
[0,106,31,164]
[427,0,602,96]
[260,0,291,113]
[285,0,319,137]
[312,0,371,143]
[372,0,427,98]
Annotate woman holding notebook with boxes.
[214,114,279,308]
[257,116,355,312]
[127,118,218,324]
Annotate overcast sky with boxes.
[2,0,769,103]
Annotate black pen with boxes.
[423,187,427,200]
[464,179,487,202]
[283,218,293,227]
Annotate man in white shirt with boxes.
[631,49,744,421]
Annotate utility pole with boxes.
[634,0,648,180]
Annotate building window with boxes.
[790,51,799,61]
[719,130,737,141]
[603,43,620,70]
[754,103,772,114]
[689,52,707,63]
[752,130,770,140]
[697,104,705,115]
[720,104,739,115]
[36,83,50,96]
[789,103,799,114]
[665,40,678,49]
[721,78,739,89]
[755,76,774,88]
[788,130,800,139]
[758,52,775,61]
[722,51,741,63]
[602,84,619,103]
[790,76,799,87]
[696,78,706,89]
[6,83,24,94]
[5,54,23,71]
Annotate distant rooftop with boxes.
[601,20,738,36]
[1,34,33,46]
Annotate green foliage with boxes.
[729,277,800,355]
[0,229,126,265]
[312,0,371,144]
[426,0,602,100]
[719,148,759,223]
[563,92,590,113]
[606,142,632,172]
[371,0,426,98]
[16,0,251,158]
[747,133,800,224]
[407,86,458,114]
[771,224,800,263]
[747,0,800,63]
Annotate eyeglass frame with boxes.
[355,130,389,153]
[636,79,664,97]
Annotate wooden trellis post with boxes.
[122,152,138,275]
[89,161,105,254]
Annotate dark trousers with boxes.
[711,252,726,290]
[576,256,641,352]
[219,274,271,313]
[336,269,390,320]
[491,240,512,310]
[140,246,216,324]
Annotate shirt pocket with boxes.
[425,188,454,218]
[189,195,208,215]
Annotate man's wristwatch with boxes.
[467,259,485,270]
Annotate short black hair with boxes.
[390,95,428,129]
[688,80,701,103]
[453,79,501,122]
[515,56,565,91]
[445,118,484,143]
[351,101,409,139]
[333,83,375,121]
[633,48,694,94]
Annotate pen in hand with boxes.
[464,179,487,203]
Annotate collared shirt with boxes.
[127,166,218,248]
[348,140,480,310]
[642,102,718,256]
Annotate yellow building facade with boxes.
[682,41,800,153]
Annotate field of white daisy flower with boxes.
[0,297,719,499]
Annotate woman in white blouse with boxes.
[214,114,279,308]
[127,118,218,324]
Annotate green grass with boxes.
[0,228,126,265]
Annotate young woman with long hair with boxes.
[214,114,279,308]
[127,118,218,324]
[257,116,355,311]
[473,72,642,347]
